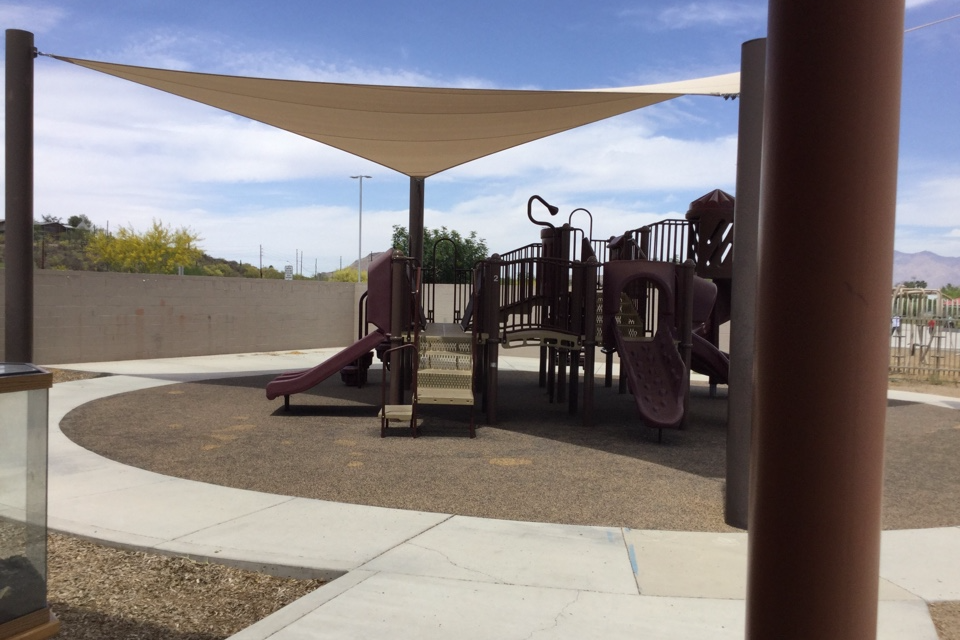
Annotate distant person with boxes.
[891,315,901,336]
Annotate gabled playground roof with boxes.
[54,55,739,178]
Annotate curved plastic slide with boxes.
[614,323,687,429]
[265,330,385,402]
[691,332,730,385]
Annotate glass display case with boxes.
[0,364,59,640]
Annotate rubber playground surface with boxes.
[60,368,960,533]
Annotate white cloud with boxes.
[0,3,66,34]
[441,117,737,196]
[77,25,496,89]
[657,2,767,28]
[893,227,960,257]
[620,2,766,30]
[896,170,960,227]
[905,0,950,8]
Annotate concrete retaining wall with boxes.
[0,270,363,365]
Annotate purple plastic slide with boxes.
[691,332,730,384]
[265,249,396,407]
[613,323,688,429]
[265,330,385,403]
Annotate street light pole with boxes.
[350,175,372,283]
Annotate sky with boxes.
[3,0,960,275]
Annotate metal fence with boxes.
[889,287,960,379]
[890,316,960,379]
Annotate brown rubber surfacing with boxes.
[59,370,960,532]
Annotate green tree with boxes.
[898,277,928,289]
[941,283,960,299]
[241,264,263,278]
[260,265,286,279]
[391,225,488,283]
[86,220,203,274]
[328,267,367,282]
[67,214,93,230]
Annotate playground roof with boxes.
[55,56,739,179]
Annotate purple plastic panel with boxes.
[366,250,395,334]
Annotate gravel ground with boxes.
[41,368,960,639]
[40,369,325,640]
[47,533,324,640]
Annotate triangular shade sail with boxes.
[55,56,739,178]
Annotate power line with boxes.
[905,12,960,33]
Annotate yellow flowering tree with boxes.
[87,220,203,274]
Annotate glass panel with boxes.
[0,386,48,623]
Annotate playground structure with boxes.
[890,286,960,379]
[266,189,735,437]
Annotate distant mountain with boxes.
[893,251,960,289]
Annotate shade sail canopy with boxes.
[55,56,739,178]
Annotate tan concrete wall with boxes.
[0,269,362,364]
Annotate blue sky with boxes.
[3,1,959,274]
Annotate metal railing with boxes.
[484,254,598,342]
[638,219,693,264]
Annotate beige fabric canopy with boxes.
[56,56,739,178]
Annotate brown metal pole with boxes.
[5,29,36,363]
[678,260,694,427]
[747,1,903,638]
[388,251,405,405]
[408,177,425,267]
[582,256,598,425]
[482,256,501,424]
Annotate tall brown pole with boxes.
[5,29,36,363]
[747,1,903,639]
[409,177,425,267]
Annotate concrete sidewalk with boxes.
[45,350,955,639]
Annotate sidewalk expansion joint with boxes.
[361,513,455,565]
[168,495,299,542]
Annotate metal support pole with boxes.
[388,252,405,405]
[747,2,903,638]
[482,256,501,424]
[726,37,766,530]
[582,256,598,425]
[5,29,36,362]
[409,177,425,266]
[678,260,695,427]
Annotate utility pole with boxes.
[350,175,372,283]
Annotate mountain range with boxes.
[893,251,960,289]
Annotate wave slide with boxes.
[265,330,385,407]
[613,322,688,429]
